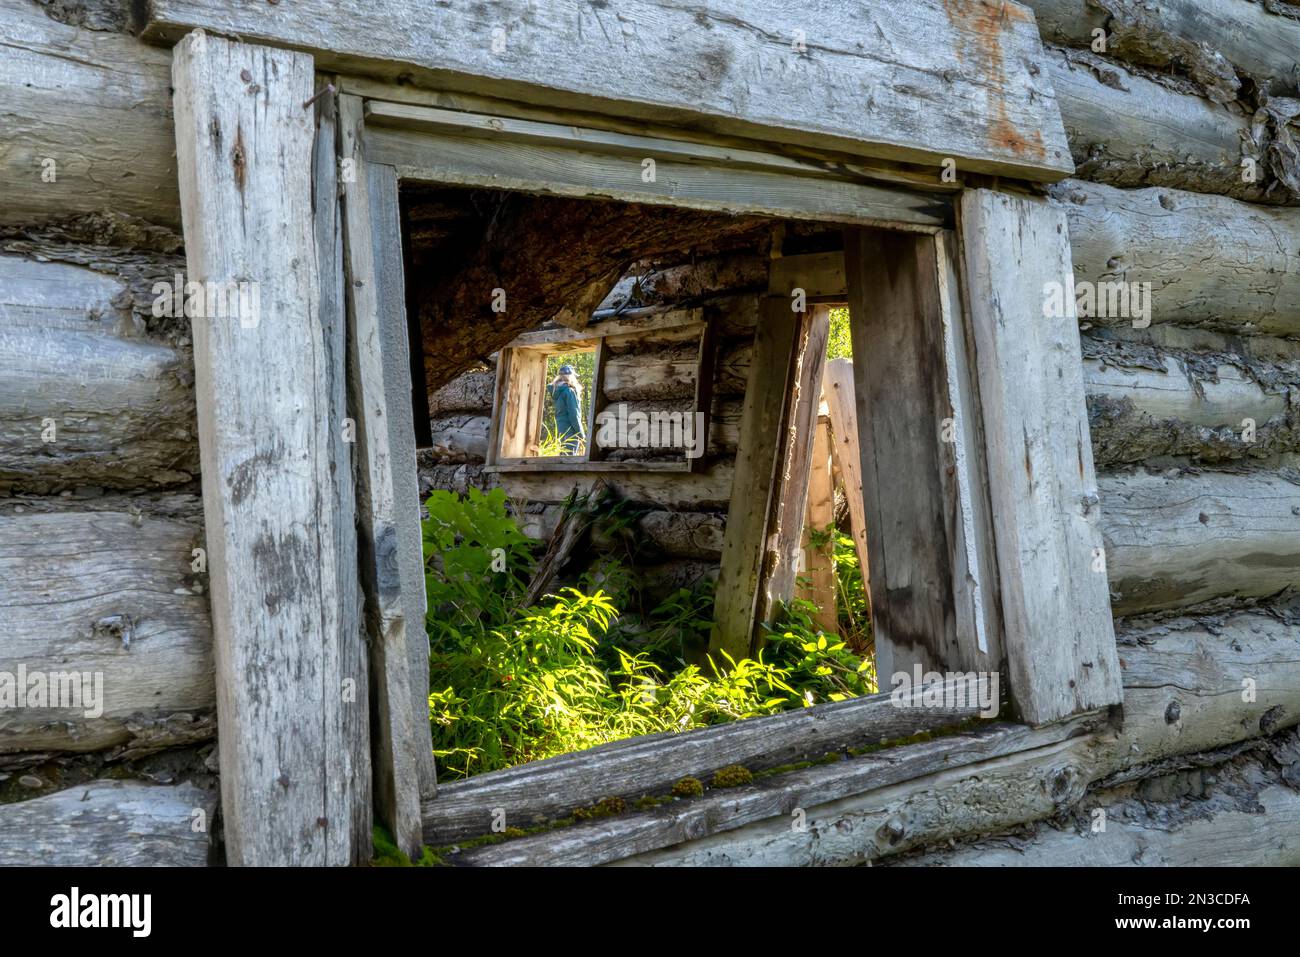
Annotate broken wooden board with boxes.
[141,0,1073,180]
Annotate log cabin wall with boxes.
[1,0,1298,865]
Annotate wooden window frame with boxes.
[328,79,1122,853]
[485,308,716,474]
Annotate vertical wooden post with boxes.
[710,296,799,660]
[843,228,963,682]
[171,32,363,865]
[337,92,424,855]
[959,190,1122,724]
[822,359,871,597]
[760,304,832,623]
[797,410,838,636]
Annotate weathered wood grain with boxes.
[1055,179,1300,337]
[710,297,798,659]
[0,780,217,867]
[172,33,360,866]
[142,0,1073,179]
[0,0,179,226]
[1101,468,1300,615]
[0,499,213,757]
[498,461,735,510]
[845,228,965,681]
[423,674,998,846]
[1046,47,1284,201]
[823,359,871,601]
[610,604,1300,866]
[960,189,1122,724]
[0,255,198,493]
[797,415,838,636]
[1024,0,1300,99]
[337,93,426,855]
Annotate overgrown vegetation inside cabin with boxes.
[421,486,875,781]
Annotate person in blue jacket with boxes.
[546,364,585,455]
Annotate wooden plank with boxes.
[497,348,548,459]
[456,716,1085,866]
[959,188,1123,725]
[761,305,832,621]
[366,160,436,797]
[843,229,960,681]
[934,230,1003,669]
[0,781,218,867]
[507,308,703,348]
[768,252,847,302]
[689,317,717,474]
[142,0,1072,180]
[0,498,213,757]
[822,359,871,601]
[313,90,374,858]
[368,125,950,230]
[797,415,839,636]
[336,92,424,857]
[423,674,997,845]
[585,337,611,462]
[709,298,800,659]
[171,33,356,865]
[498,461,735,510]
[0,255,198,494]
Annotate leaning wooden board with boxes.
[141,0,1073,181]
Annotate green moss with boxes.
[672,776,704,798]
[710,765,753,789]
[370,825,444,867]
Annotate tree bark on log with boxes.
[0,255,199,494]
[0,496,214,758]
[0,780,217,866]
[1055,179,1300,337]
[0,0,179,227]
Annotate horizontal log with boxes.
[424,674,999,846]
[604,340,750,401]
[428,367,495,416]
[427,399,745,467]
[1083,339,1299,465]
[0,255,199,493]
[1047,47,1286,201]
[1056,180,1300,336]
[0,780,216,866]
[1101,469,1300,615]
[892,744,1300,866]
[519,506,726,560]
[0,497,215,757]
[143,0,1073,180]
[0,0,179,226]
[497,461,735,510]
[1024,0,1300,100]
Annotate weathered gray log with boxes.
[0,0,179,226]
[1023,0,1300,100]
[142,0,1073,180]
[428,367,495,416]
[893,736,1300,866]
[498,461,735,510]
[0,780,218,866]
[0,497,214,757]
[1047,47,1286,201]
[518,506,726,561]
[1101,468,1300,616]
[423,674,998,846]
[1084,343,1299,465]
[602,340,750,402]
[598,604,1300,866]
[1056,179,1300,337]
[0,255,198,494]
